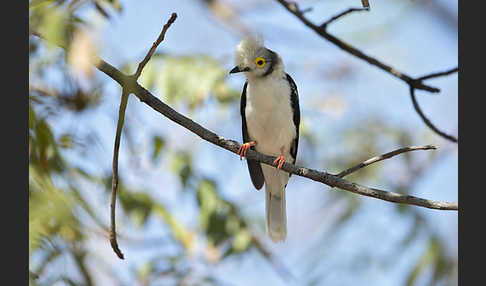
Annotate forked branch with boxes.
[274,0,458,142]
[109,13,178,259]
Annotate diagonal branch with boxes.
[335,145,437,178]
[90,59,458,211]
[320,7,369,29]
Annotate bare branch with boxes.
[409,87,458,143]
[409,67,458,143]
[335,145,437,178]
[109,89,129,259]
[274,0,440,93]
[86,57,458,210]
[133,13,177,79]
[275,0,458,143]
[417,67,458,81]
[320,7,369,29]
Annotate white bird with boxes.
[229,35,300,242]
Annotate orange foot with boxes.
[237,141,256,160]
[273,146,286,170]
[273,155,285,170]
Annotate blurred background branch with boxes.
[275,0,458,143]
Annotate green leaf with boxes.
[197,179,219,231]
[29,167,78,254]
[155,55,238,109]
[152,135,165,161]
[170,152,192,187]
[59,133,74,149]
[232,229,252,253]
[136,261,153,281]
[139,61,155,90]
[29,0,56,9]
[119,191,153,227]
[42,8,67,50]
[405,237,440,286]
[152,204,194,250]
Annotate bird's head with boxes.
[229,34,283,78]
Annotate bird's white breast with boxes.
[245,74,296,159]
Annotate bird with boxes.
[229,35,300,242]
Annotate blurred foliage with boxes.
[29,0,456,286]
[120,53,240,111]
[196,178,252,256]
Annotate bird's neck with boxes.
[247,67,286,83]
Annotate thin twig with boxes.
[335,145,437,178]
[409,87,458,143]
[133,13,177,79]
[320,7,369,28]
[417,67,458,81]
[110,89,129,259]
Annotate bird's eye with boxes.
[255,57,266,68]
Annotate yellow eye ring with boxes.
[255,57,266,68]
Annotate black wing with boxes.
[241,81,265,190]
[286,74,300,171]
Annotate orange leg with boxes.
[273,146,286,170]
[237,141,257,160]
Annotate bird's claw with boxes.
[237,141,256,160]
[273,155,285,170]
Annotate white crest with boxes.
[235,34,265,68]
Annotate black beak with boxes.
[229,66,250,74]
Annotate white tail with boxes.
[262,165,288,242]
